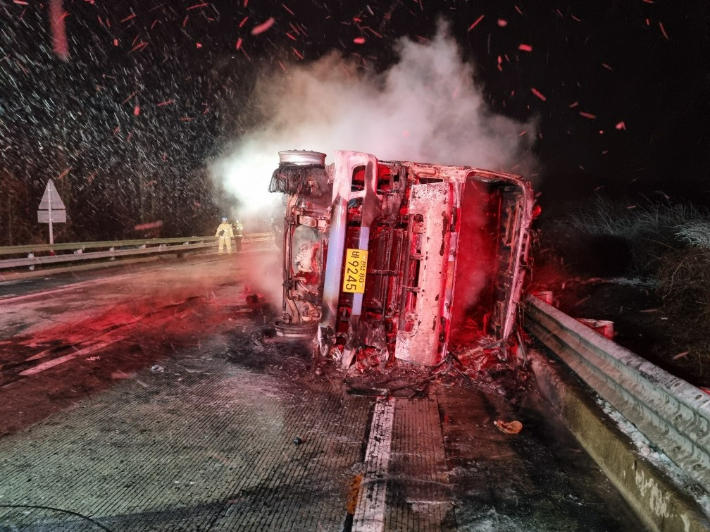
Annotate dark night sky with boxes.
[1,0,709,240]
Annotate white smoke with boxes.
[210,21,536,217]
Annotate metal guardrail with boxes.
[0,237,210,256]
[0,233,275,270]
[524,295,710,491]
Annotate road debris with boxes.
[494,419,523,434]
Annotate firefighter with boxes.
[233,218,244,252]
[215,216,234,255]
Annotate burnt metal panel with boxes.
[395,182,452,366]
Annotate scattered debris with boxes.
[150,365,165,373]
[292,437,303,445]
[346,474,363,515]
[250,333,265,352]
[494,419,523,434]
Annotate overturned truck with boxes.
[269,150,534,370]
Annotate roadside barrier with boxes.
[524,294,710,491]
[0,233,275,271]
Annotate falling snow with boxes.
[0,0,707,246]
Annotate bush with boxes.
[657,249,710,336]
[655,248,710,382]
[676,221,710,249]
[562,198,709,275]
[560,197,710,382]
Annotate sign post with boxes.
[38,179,67,245]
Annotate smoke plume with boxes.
[210,21,536,218]
[212,22,537,314]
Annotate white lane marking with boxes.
[19,341,113,376]
[25,340,105,362]
[15,299,196,376]
[353,397,396,532]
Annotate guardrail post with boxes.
[28,252,35,271]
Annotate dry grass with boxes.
[564,198,708,274]
[563,198,710,385]
[676,221,710,249]
[657,249,710,308]
[566,198,707,239]
[656,248,710,378]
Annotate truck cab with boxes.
[269,150,534,369]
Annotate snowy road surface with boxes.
[0,255,647,531]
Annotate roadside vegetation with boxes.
[565,198,709,275]
[0,167,222,247]
[534,197,710,387]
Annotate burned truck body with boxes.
[269,150,534,369]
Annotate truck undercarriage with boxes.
[269,150,534,372]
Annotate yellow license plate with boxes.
[342,249,369,294]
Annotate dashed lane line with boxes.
[19,340,114,376]
[352,397,396,532]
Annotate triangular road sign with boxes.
[38,179,66,210]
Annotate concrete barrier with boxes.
[530,352,710,532]
[525,294,710,532]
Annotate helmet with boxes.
[234,218,241,223]
[221,217,228,222]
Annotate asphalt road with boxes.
[0,253,647,531]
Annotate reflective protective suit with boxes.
[215,222,234,254]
